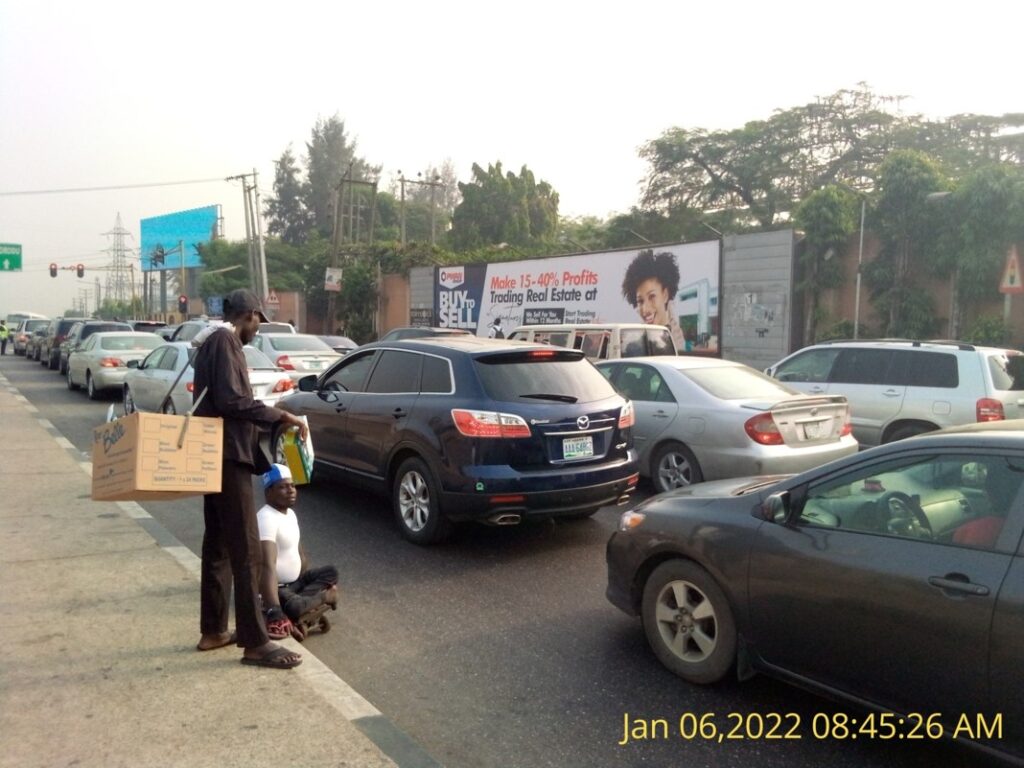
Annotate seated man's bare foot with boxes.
[323,584,339,609]
[241,641,302,669]
[197,630,237,651]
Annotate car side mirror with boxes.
[758,491,791,523]
[127,360,139,369]
[298,375,317,392]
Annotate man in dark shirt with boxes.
[193,288,309,669]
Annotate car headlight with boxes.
[618,510,646,532]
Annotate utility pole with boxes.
[397,172,444,246]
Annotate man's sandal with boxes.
[240,647,302,669]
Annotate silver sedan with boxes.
[597,356,858,492]
[250,333,342,381]
[67,332,164,400]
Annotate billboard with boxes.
[140,205,219,272]
[434,241,721,354]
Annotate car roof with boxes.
[599,355,740,369]
[88,331,159,338]
[360,336,580,357]
[804,338,1017,355]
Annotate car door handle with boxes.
[928,574,989,597]
[393,408,407,420]
[808,385,826,393]
[652,411,670,419]
[882,389,902,397]
[334,405,347,413]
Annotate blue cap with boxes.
[262,463,293,489]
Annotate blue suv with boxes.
[277,336,639,544]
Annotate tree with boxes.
[264,146,311,246]
[305,115,379,238]
[793,186,860,343]
[449,162,559,250]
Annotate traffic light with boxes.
[178,295,188,315]
[49,263,58,278]
[76,264,85,278]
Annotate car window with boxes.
[324,350,377,392]
[365,350,421,394]
[475,351,617,403]
[578,331,608,359]
[140,348,167,369]
[420,355,453,394]
[621,329,647,358]
[775,348,840,383]
[609,364,656,401]
[890,350,958,388]
[81,336,97,351]
[82,323,131,341]
[680,364,797,400]
[157,348,181,371]
[799,453,1024,552]
[266,335,335,352]
[535,331,571,347]
[829,348,896,385]
[243,346,277,369]
[989,353,1024,391]
[100,335,162,351]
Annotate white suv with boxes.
[766,340,1024,447]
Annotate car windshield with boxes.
[24,319,49,332]
[243,346,278,369]
[266,335,334,352]
[99,335,162,351]
[680,365,799,400]
[474,351,617,403]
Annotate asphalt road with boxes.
[3,352,996,768]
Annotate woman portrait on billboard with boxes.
[621,249,686,351]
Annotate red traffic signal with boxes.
[178,295,188,315]
[76,264,85,278]
[49,263,58,278]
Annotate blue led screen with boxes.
[140,205,218,272]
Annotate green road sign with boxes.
[0,243,23,272]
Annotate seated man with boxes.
[258,464,339,640]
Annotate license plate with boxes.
[307,361,323,370]
[802,420,826,439]
[563,435,594,460]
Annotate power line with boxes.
[0,176,231,197]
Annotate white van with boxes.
[506,323,677,360]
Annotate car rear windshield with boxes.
[473,351,617,403]
[243,346,278,369]
[99,335,162,351]
[681,365,798,400]
[83,323,131,340]
[988,353,1024,391]
[267,335,334,352]
[24,319,49,332]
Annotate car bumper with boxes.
[605,530,645,616]
[690,437,859,481]
[92,369,130,390]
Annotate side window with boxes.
[82,336,97,351]
[420,355,452,394]
[141,348,166,369]
[365,350,421,394]
[650,371,676,403]
[621,329,646,358]
[775,349,840,383]
[829,349,895,385]
[158,349,180,371]
[325,351,377,393]
[614,365,653,402]
[579,332,604,359]
[548,332,570,348]
[891,351,959,388]
[798,453,1023,552]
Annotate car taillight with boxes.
[276,355,295,370]
[272,379,294,393]
[840,408,853,436]
[744,412,784,445]
[618,400,635,429]
[186,382,195,393]
[451,408,531,438]
[977,398,1005,422]
[99,357,124,368]
[528,349,556,358]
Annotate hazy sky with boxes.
[1,0,1020,317]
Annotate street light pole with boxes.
[853,197,865,339]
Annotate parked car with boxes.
[25,325,48,361]
[378,326,473,342]
[66,332,163,399]
[122,342,294,415]
[259,321,296,334]
[275,337,639,544]
[12,317,49,355]
[155,324,179,341]
[597,357,857,492]
[317,334,358,355]
[606,423,1024,765]
[40,317,89,370]
[169,319,212,342]
[767,339,1024,447]
[59,320,133,374]
[249,333,342,382]
[508,323,677,359]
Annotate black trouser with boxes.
[200,461,269,648]
[0,337,7,354]
[278,565,338,620]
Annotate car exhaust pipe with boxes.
[617,494,632,505]
[489,513,522,526]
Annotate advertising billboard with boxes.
[434,241,720,354]
[140,205,219,272]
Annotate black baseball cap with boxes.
[223,289,269,322]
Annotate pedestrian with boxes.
[257,463,338,641]
[192,288,309,669]
[0,321,8,355]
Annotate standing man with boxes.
[0,321,8,355]
[192,288,309,669]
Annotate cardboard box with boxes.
[91,412,223,501]
[280,417,314,485]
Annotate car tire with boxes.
[392,457,450,545]
[641,559,737,685]
[67,366,78,391]
[123,386,136,415]
[885,424,935,443]
[651,441,703,493]
[86,372,100,401]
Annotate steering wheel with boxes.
[878,491,932,538]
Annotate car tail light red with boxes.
[99,357,124,368]
[840,408,853,436]
[451,408,531,438]
[744,412,784,445]
[977,398,1005,422]
[528,349,556,358]
[618,400,635,429]
[272,379,294,393]
[276,355,295,370]
[186,381,195,393]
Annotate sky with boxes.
[1,0,1021,318]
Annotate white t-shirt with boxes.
[256,504,302,584]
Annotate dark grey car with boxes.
[606,423,1024,764]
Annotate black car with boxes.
[606,423,1024,764]
[40,317,88,369]
[58,320,133,374]
[277,337,639,544]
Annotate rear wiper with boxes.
[520,393,578,403]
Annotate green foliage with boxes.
[96,298,142,320]
[449,162,559,250]
[305,115,379,238]
[964,315,1010,346]
[264,146,311,245]
[196,240,251,298]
